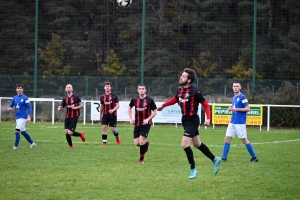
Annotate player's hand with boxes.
[27,116,31,123]
[143,119,149,125]
[157,105,164,111]
[57,106,63,111]
[129,118,134,125]
[108,109,114,114]
[203,119,210,126]
[8,107,12,111]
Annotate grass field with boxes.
[0,122,299,200]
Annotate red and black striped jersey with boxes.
[129,96,157,126]
[100,93,119,116]
[60,94,82,118]
[176,85,206,116]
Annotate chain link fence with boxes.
[1,75,299,102]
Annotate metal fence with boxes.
[0,75,299,103]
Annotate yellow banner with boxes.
[212,104,263,126]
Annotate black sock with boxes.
[102,134,107,143]
[66,134,72,146]
[198,142,215,161]
[184,146,195,169]
[72,131,80,137]
[140,143,146,154]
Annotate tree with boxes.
[38,33,70,76]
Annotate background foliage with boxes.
[0,0,300,79]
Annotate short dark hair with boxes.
[137,83,146,89]
[103,81,112,87]
[232,81,242,86]
[183,68,197,83]
[16,84,23,89]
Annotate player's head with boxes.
[15,84,24,95]
[180,68,197,86]
[103,81,112,93]
[65,84,73,94]
[232,81,242,94]
[137,84,147,96]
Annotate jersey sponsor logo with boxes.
[136,107,146,111]
[179,97,189,103]
[105,101,113,105]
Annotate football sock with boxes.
[184,146,195,169]
[21,131,33,144]
[245,143,257,158]
[198,143,215,161]
[139,154,145,161]
[140,143,146,154]
[102,134,107,143]
[15,132,20,147]
[66,134,72,146]
[222,143,231,159]
[72,131,80,137]
[112,129,119,137]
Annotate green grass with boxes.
[0,122,299,200]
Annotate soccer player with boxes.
[99,81,121,146]
[8,84,36,149]
[128,84,157,163]
[157,68,221,180]
[221,82,258,162]
[58,84,86,148]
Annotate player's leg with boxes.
[18,118,36,148]
[13,119,21,149]
[222,123,235,161]
[101,115,109,145]
[68,117,85,142]
[236,124,258,162]
[138,125,150,163]
[64,118,73,148]
[110,115,120,144]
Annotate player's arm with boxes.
[58,99,65,111]
[196,91,211,126]
[143,101,157,124]
[127,105,134,125]
[26,98,32,123]
[72,97,83,110]
[99,104,104,121]
[8,98,15,111]
[109,102,120,114]
[128,99,135,124]
[230,105,250,112]
[157,96,177,111]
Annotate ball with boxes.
[117,0,132,8]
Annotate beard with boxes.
[179,79,188,86]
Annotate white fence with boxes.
[1,97,300,131]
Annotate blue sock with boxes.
[21,131,33,144]
[245,143,256,158]
[15,132,20,147]
[222,143,230,160]
[113,129,119,137]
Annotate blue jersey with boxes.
[230,93,249,124]
[9,94,32,120]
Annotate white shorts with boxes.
[226,123,247,139]
[15,118,27,132]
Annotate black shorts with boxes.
[181,115,200,138]
[133,124,151,139]
[64,117,78,132]
[102,114,117,127]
